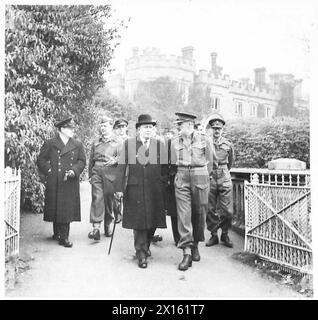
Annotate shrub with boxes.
[223,117,310,168]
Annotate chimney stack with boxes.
[211,52,217,72]
[254,67,266,88]
[132,47,139,57]
[181,46,194,60]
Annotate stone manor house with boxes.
[106,46,309,120]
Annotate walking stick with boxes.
[108,194,123,255]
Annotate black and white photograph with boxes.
[2,0,318,302]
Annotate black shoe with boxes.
[88,229,100,241]
[104,224,113,237]
[52,234,60,241]
[220,233,234,248]
[151,235,162,243]
[206,235,219,247]
[59,239,73,248]
[191,247,201,262]
[178,254,192,271]
[138,258,148,268]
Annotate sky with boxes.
[107,0,316,94]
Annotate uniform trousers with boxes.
[133,228,156,259]
[206,168,233,235]
[175,167,210,254]
[90,165,115,229]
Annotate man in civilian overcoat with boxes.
[37,117,86,247]
[116,114,167,269]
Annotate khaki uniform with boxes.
[206,136,234,235]
[88,135,122,229]
[171,131,214,253]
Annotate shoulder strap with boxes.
[125,139,128,164]
[157,139,160,164]
[168,138,171,167]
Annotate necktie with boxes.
[143,138,149,149]
[143,139,149,158]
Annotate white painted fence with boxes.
[4,167,21,261]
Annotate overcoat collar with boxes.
[51,134,77,155]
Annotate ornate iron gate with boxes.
[244,174,312,274]
[4,167,21,261]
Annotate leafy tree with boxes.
[5,5,125,212]
[133,77,185,127]
[185,84,211,118]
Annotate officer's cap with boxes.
[113,119,128,129]
[174,112,197,124]
[208,113,225,127]
[54,117,75,129]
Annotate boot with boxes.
[178,254,192,271]
[88,229,100,241]
[206,234,219,247]
[104,224,113,237]
[115,213,122,224]
[191,247,201,262]
[221,233,234,248]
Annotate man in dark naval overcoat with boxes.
[116,114,167,269]
[37,117,86,247]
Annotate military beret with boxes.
[54,117,75,128]
[113,119,128,129]
[99,115,113,124]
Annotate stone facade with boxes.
[106,47,308,119]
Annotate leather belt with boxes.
[178,165,207,170]
[213,164,228,170]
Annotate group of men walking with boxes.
[37,110,234,271]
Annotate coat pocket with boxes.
[194,182,209,205]
[174,173,185,189]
